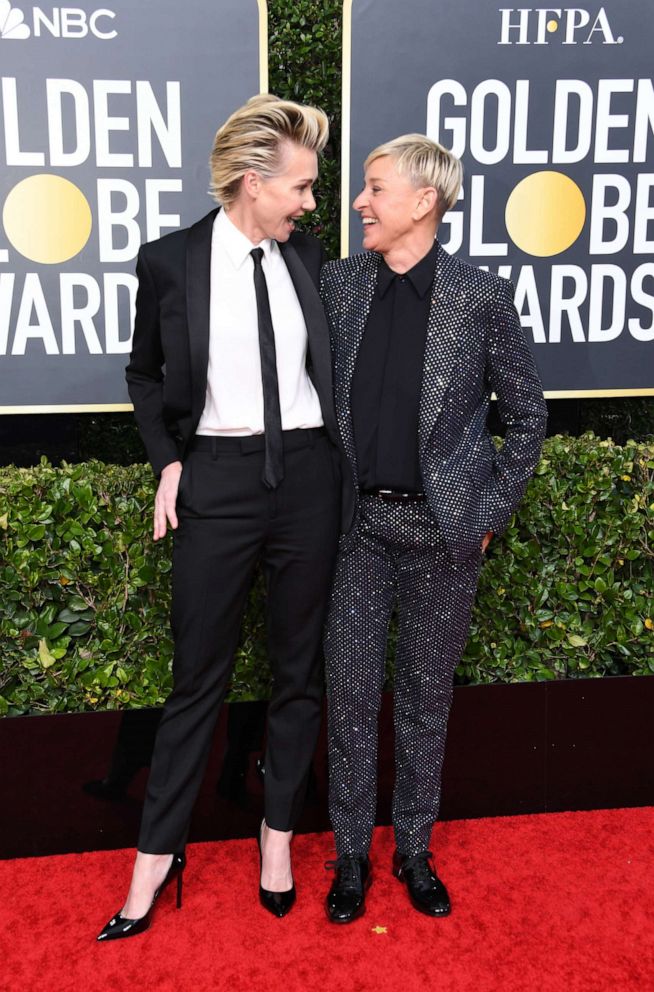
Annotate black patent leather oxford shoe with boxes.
[392,850,451,917]
[325,855,371,923]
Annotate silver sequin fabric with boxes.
[321,245,547,562]
[321,244,547,858]
[325,497,482,857]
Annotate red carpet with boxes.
[1,808,653,992]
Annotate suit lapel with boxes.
[186,208,218,423]
[334,252,381,481]
[279,240,337,437]
[418,244,467,455]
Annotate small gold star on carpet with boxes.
[371,925,387,934]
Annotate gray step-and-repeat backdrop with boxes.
[343,0,654,396]
[0,0,266,411]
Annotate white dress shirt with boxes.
[196,208,323,436]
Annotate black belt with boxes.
[359,487,426,502]
[189,427,325,456]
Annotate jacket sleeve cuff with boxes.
[150,439,182,479]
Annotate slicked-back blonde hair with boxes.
[365,134,463,218]
[209,94,329,207]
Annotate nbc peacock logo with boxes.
[0,2,117,38]
[0,1,31,38]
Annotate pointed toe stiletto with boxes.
[259,879,297,918]
[257,824,296,918]
[96,852,186,942]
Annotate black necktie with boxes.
[250,247,284,489]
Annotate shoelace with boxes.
[400,851,436,884]
[324,856,362,892]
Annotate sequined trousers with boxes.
[324,494,483,858]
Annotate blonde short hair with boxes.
[365,134,463,217]
[209,94,329,208]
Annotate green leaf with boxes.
[68,621,92,637]
[38,638,57,669]
[65,597,90,612]
[57,608,82,624]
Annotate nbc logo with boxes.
[0,1,30,38]
[0,3,117,39]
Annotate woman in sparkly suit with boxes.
[321,134,547,923]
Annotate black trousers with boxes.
[138,429,340,853]
[325,496,482,858]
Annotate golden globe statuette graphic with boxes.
[504,172,586,258]
[3,174,92,264]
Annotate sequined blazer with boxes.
[321,244,548,562]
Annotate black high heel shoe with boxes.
[257,822,296,918]
[96,852,186,942]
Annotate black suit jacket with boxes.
[126,208,342,481]
[321,245,548,562]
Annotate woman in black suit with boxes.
[97,94,342,940]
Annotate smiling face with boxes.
[353,155,431,258]
[246,140,318,243]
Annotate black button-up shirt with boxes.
[351,240,438,492]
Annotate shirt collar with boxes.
[214,207,277,269]
[377,239,439,300]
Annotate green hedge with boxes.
[269,0,342,261]
[1,434,652,716]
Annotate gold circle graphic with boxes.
[505,171,586,257]
[546,18,558,32]
[3,174,92,264]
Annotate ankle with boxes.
[133,852,173,880]
[136,851,173,862]
[261,821,293,844]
